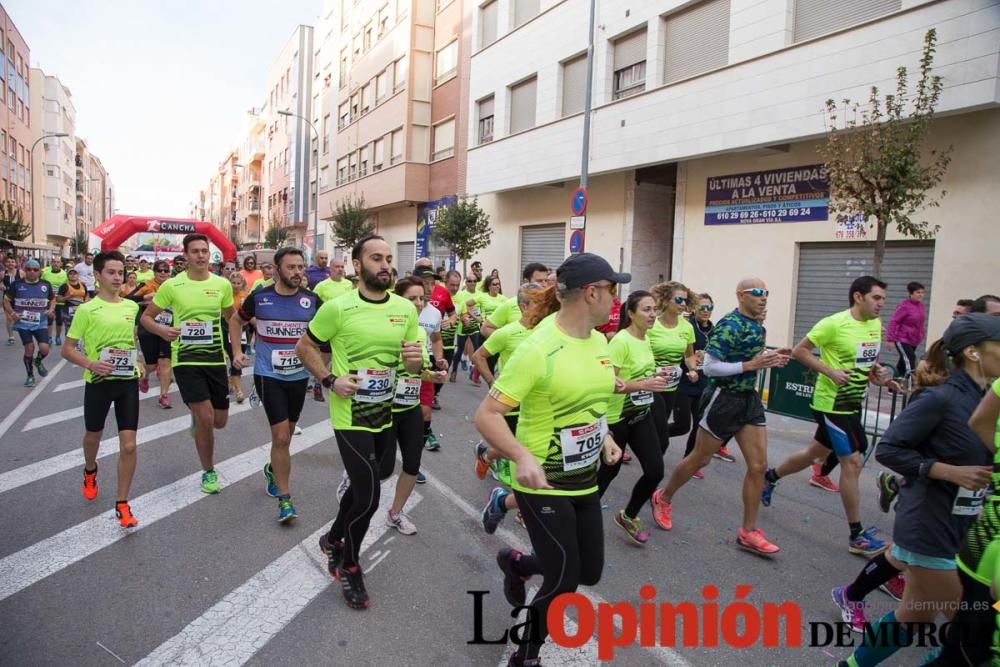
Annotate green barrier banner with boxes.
[765,357,817,421]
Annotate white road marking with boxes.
[0,420,333,602]
[134,478,420,667]
[0,359,67,440]
[22,384,183,431]
[0,402,253,495]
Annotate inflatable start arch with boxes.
[89,215,237,261]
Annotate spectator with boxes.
[887,281,927,380]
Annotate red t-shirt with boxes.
[596,298,622,334]
[429,284,455,316]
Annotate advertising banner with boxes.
[705,165,829,225]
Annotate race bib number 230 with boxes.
[354,367,395,403]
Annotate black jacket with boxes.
[876,369,991,558]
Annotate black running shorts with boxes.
[698,387,765,442]
[84,379,140,433]
[138,332,171,364]
[173,365,230,410]
[253,375,309,426]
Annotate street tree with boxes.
[819,28,952,277]
[431,197,493,275]
[265,222,290,249]
[71,228,88,256]
[330,194,374,250]
[0,200,31,241]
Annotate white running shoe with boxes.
[386,509,417,535]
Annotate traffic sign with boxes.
[569,229,585,254]
[571,187,588,216]
[570,215,586,230]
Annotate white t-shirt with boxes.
[419,304,442,354]
[74,261,95,290]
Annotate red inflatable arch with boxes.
[89,215,237,261]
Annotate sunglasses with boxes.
[673,295,691,306]
[585,282,617,297]
[741,288,769,298]
[698,304,714,312]
[155,268,170,273]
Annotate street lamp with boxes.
[277,109,320,258]
[28,132,70,244]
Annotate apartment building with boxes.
[2,8,36,243]
[73,138,111,243]
[232,117,266,248]
[317,0,470,270]
[29,68,76,254]
[466,0,1000,345]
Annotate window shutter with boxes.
[561,54,587,116]
[793,0,901,43]
[613,29,647,71]
[509,77,537,134]
[664,0,730,84]
[480,1,498,46]
[514,0,539,28]
[478,96,494,119]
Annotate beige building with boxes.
[2,8,37,247]
[29,68,76,254]
[74,138,111,245]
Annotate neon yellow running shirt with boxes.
[67,297,140,383]
[152,273,234,367]
[607,329,656,424]
[314,277,352,304]
[646,317,695,392]
[807,309,882,414]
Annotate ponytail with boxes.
[912,339,953,387]
[619,290,653,331]
[522,284,561,328]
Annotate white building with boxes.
[29,68,77,255]
[466,0,1000,346]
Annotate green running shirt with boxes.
[152,273,234,367]
[705,309,765,392]
[314,278,352,304]
[456,292,483,336]
[806,309,882,414]
[492,323,616,496]
[957,377,1000,588]
[67,298,140,383]
[607,329,656,424]
[487,297,520,330]
[646,318,695,392]
[475,292,505,321]
[391,326,429,413]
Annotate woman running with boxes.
[833,314,999,667]
[596,290,667,545]
[225,272,249,402]
[128,259,174,409]
[647,281,699,456]
[474,253,626,667]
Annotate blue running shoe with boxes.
[849,527,888,557]
[24,375,35,388]
[277,496,297,523]
[415,472,427,484]
[54,335,62,346]
[263,463,279,497]
[482,487,509,534]
[34,357,48,377]
[761,471,778,507]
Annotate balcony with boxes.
[320,159,428,213]
[75,154,83,170]
[248,199,260,214]
[249,139,265,162]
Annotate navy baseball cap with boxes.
[556,253,630,290]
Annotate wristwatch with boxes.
[321,374,337,389]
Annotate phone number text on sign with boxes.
[705,165,830,226]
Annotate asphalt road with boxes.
[0,342,929,666]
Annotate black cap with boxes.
[943,313,1000,354]
[413,266,436,278]
[556,253,631,290]
[471,261,482,269]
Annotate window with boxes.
[432,118,455,160]
[391,128,403,164]
[561,54,587,116]
[508,76,537,134]
[321,166,330,188]
[663,0,730,84]
[360,144,370,175]
[353,32,362,57]
[339,48,348,87]
[349,152,358,179]
[350,92,360,118]
[394,55,407,92]
[361,82,373,112]
[339,101,349,128]
[793,0,899,43]
[378,5,390,35]
[373,137,385,170]
[477,96,494,144]
[322,114,331,153]
[513,0,539,27]
[363,22,373,50]
[613,28,647,99]
[479,1,498,47]
[435,41,457,84]
[376,69,389,100]
[337,157,348,184]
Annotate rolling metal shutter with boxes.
[561,54,587,117]
[480,1,498,47]
[509,77,537,134]
[613,29,647,71]
[793,0,900,43]
[664,0,730,84]
[520,223,566,276]
[514,0,539,28]
[794,241,935,358]
[396,241,415,274]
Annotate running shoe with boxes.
[713,446,736,463]
[876,472,899,514]
[115,501,138,528]
[622,451,633,464]
[138,375,149,393]
[432,396,441,411]
[23,375,34,388]
[475,441,490,480]
[313,383,324,402]
[692,469,704,480]
[879,573,905,602]
[158,394,172,409]
[277,497,297,523]
[425,433,441,451]
[34,357,48,377]
[496,548,527,607]
[387,509,417,535]
[54,335,62,346]
[614,510,649,545]
[650,491,672,530]
[415,471,426,484]
[449,370,457,383]
[761,472,778,507]
[6,337,14,345]
[848,528,888,557]
[831,585,867,633]
[82,468,98,500]
[200,469,220,494]
[460,359,468,372]
[336,469,351,502]
[470,367,481,386]
[293,424,303,435]
[263,463,278,497]
[809,464,839,493]
[482,487,509,534]
[736,527,780,555]
[335,565,370,609]
[319,534,344,577]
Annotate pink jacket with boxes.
[887,298,926,346]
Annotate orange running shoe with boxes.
[475,442,490,480]
[649,490,672,530]
[737,527,780,555]
[82,468,98,500]
[115,501,138,528]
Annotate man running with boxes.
[414,258,454,411]
[650,278,791,555]
[141,234,236,494]
[73,252,96,297]
[135,258,154,285]
[42,257,68,344]
[61,251,141,528]
[2,255,21,345]
[305,250,331,289]
[5,259,55,386]
[761,276,898,556]
[412,265,449,449]
[438,270,462,391]
[296,234,423,609]
[480,262,549,339]
[231,247,318,523]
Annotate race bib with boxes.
[855,341,880,370]
[354,367,395,403]
[658,365,683,390]
[629,390,654,407]
[154,309,173,326]
[471,307,481,319]
[393,376,421,407]
[20,310,40,325]
[180,321,213,345]
[271,349,303,375]
[66,306,77,318]
[559,417,608,472]
[99,348,137,377]
[952,486,987,516]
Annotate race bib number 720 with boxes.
[180,321,213,345]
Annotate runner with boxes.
[140,234,236,494]
[250,262,273,292]
[480,263,549,338]
[129,260,174,409]
[230,247,318,523]
[60,251,142,528]
[596,290,668,545]
[414,259,456,409]
[646,281,699,457]
[73,253,96,297]
[135,258,154,285]
[305,250,331,288]
[886,281,927,385]
[4,259,55,387]
[474,253,625,666]
[412,265,449,450]
[56,269,89,334]
[226,272,249,401]
[313,257,351,303]
[450,273,482,382]
[475,275,505,378]
[239,255,263,288]
[437,270,462,394]
[41,257,68,345]
[761,276,897,556]
[833,314,998,666]
[650,278,791,555]
[172,254,186,277]
[296,234,423,610]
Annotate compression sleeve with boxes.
[702,353,744,377]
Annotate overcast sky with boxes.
[10,0,324,217]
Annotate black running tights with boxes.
[597,415,663,518]
[328,428,393,568]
